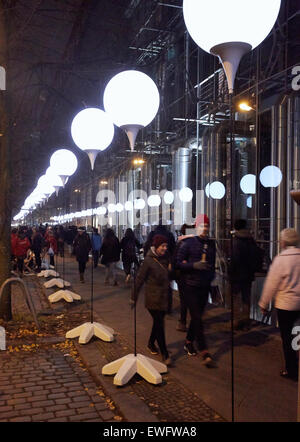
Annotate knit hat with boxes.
[152,234,168,249]
[195,214,210,227]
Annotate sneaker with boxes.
[184,342,197,356]
[147,343,159,355]
[176,321,187,332]
[201,352,214,367]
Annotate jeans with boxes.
[105,262,117,283]
[148,309,168,357]
[183,284,209,351]
[277,308,300,377]
[93,250,100,268]
[34,251,41,269]
[231,281,252,325]
[123,256,139,276]
[17,257,24,273]
[78,260,86,274]
[177,280,187,324]
[49,255,55,267]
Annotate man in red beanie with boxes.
[176,214,216,366]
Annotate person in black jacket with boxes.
[73,227,92,283]
[176,214,216,366]
[100,228,120,286]
[120,228,141,283]
[228,219,263,331]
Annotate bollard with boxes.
[0,326,5,350]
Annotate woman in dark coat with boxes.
[120,228,141,283]
[100,228,120,286]
[133,234,171,365]
[73,227,92,283]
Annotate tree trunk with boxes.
[0,1,11,321]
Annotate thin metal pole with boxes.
[91,169,94,324]
[229,92,235,423]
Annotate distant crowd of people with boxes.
[10,216,300,379]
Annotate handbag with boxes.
[47,247,54,256]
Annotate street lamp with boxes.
[103,70,160,151]
[71,108,114,170]
[183,0,281,94]
[102,72,167,386]
[66,108,115,344]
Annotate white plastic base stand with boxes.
[66,322,115,344]
[102,353,167,386]
[37,270,60,278]
[48,290,81,303]
[44,278,71,289]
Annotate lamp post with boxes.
[183,0,281,422]
[66,107,115,344]
[102,70,167,386]
[45,149,80,302]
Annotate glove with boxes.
[193,261,211,270]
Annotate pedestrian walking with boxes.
[45,230,57,268]
[14,228,31,277]
[31,227,44,272]
[133,234,171,366]
[259,228,300,381]
[172,224,195,332]
[120,228,141,283]
[176,214,216,366]
[73,227,92,283]
[228,219,264,331]
[91,227,102,268]
[57,225,65,257]
[100,228,120,286]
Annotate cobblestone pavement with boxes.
[0,346,124,422]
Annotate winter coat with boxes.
[120,236,140,261]
[73,233,91,263]
[176,236,216,288]
[134,247,170,311]
[11,233,17,256]
[259,247,300,311]
[46,236,58,254]
[228,229,263,283]
[31,232,44,253]
[100,236,120,265]
[91,233,102,251]
[14,235,31,257]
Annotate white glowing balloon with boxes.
[99,206,107,215]
[108,204,116,213]
[163,191,174,205]
[116,203,124,212]
[240,174,256,194]
[209,181,226,199]
[134,198,145,210]
[104,70,160,128]
[125,201,133,211]
[247,196,252,208]
[259,166,282,188]
[71,108,114,169]
[205,184,210,198]
[45,167,65,188]
[147,195,161,207]
[179,187,193,202]
[37,175,55,196]
[183,0,281,53]
[50,149,78,180]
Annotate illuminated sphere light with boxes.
[147,195,161,207]
[205,184,210,198]
[163,191,174,205]
[99,206,107,215]
[103,70,160,128]
[125,201,133,211]
[116,203,124,213]
[183,0,281,53]
[179,187,193,203]
[247,196,252,209]
[50,149,78,177]
[108,204,116,213]
[240,174,256,194]
[134,198,145,210]
[209,181,226,200]
[259,166,282,188]
[71,108,114,152]
[45,167,65,188]
[37,175,55,196]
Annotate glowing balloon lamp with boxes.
[50,149,78,185]
[103,70,160,150]
[71,108,114,170]
[183,0,281,93]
